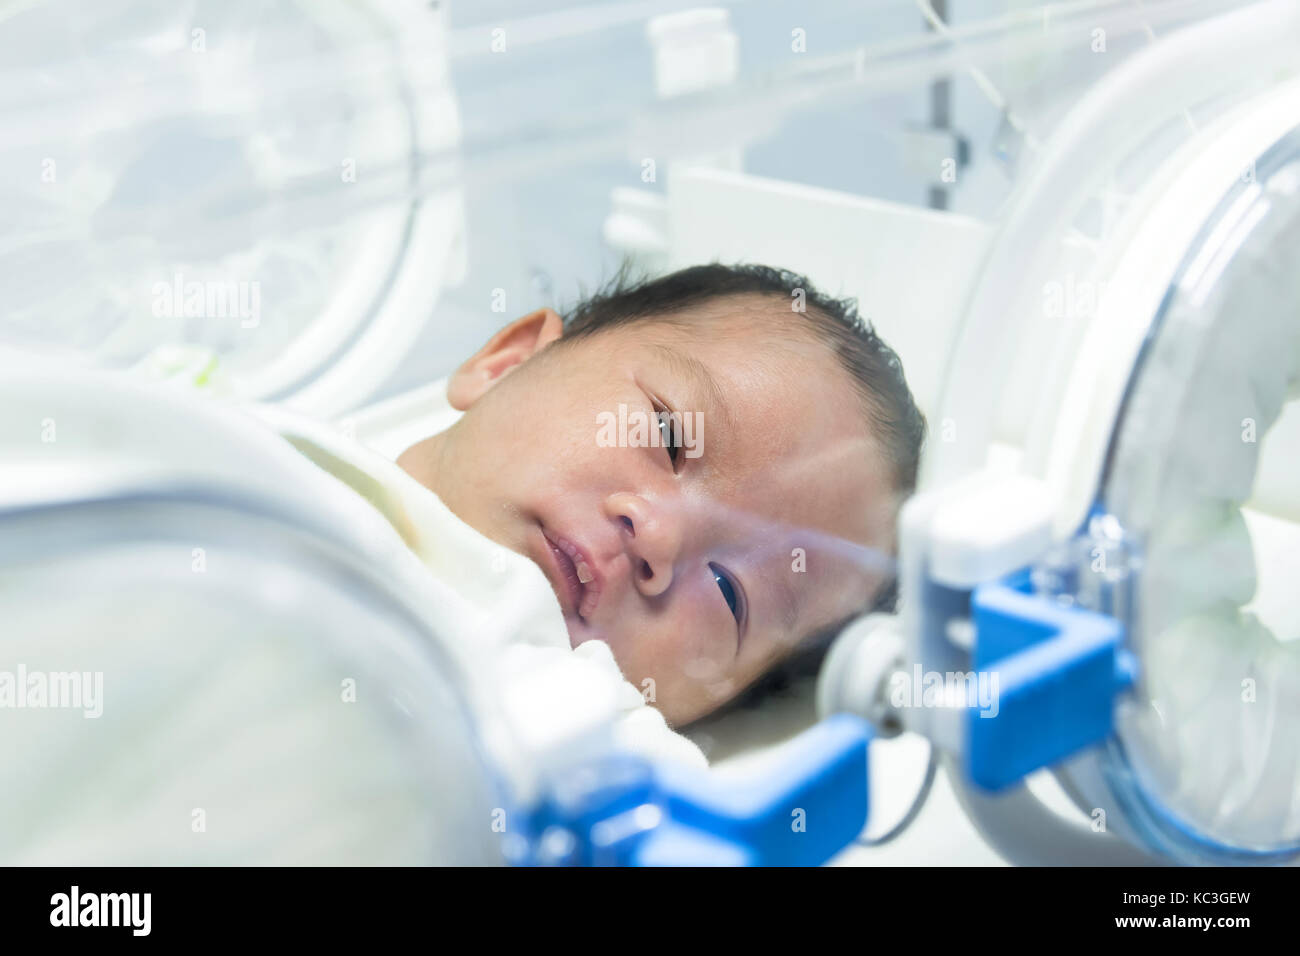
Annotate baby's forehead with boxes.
[735,520,889,640]
[663,292,830,344]
[630,304,855,398]
[710,433,896,604]
[733,516,892,579]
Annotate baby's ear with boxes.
[446,307,564,410]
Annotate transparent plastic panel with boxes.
[0,492,505,865]
[1090,128,1300,860]
[0,0,459,411]
[923,0,1297,490]
[0,0,1246,413]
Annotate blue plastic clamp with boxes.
[518,713,872,866]
[965,575,1138,791]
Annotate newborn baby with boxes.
[398,263,925,728]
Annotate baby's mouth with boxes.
[541,529,602,622]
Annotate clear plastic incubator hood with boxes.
[1,0,1298,866]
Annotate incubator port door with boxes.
[899,7,1300,863]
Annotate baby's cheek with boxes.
[670,619,736,706]
[610,616,708,705]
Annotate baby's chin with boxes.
[552,594,612,654]
[561,616,588,651]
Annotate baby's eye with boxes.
[709,563,741,622]
[654,404,679,467]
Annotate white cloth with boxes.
[246,396,708,778]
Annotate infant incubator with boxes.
[1,0,1298,865]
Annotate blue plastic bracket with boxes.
[965,577,1138,791]
[639,713,871,867]
[519,713,872,866]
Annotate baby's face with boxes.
[401,297,896,725]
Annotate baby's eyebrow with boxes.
[652,344,736,436]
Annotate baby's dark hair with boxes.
[559,262,927,721]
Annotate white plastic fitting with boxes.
[816,612,907,737]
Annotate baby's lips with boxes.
[552,532,604,619]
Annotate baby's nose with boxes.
[603,492,682,598]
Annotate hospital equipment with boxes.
[1,0,1297,865]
